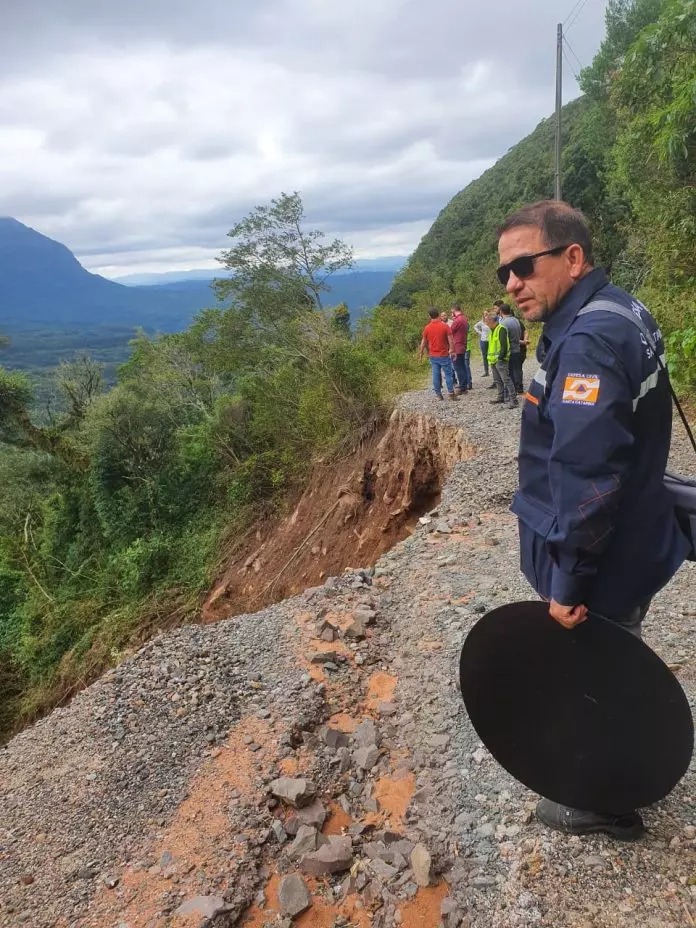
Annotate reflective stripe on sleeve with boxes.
[632,354,665,410]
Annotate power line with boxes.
[566,0,590,30]
[563,36,584,73]
[563,0,585,27]
[566,0,591,33]
[562,46,581,83]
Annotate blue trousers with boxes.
[453,351,472,389]
[479,340,489,374]
[430,356,454,396]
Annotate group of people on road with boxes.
[417,304,472,399]
[419,300,527,407]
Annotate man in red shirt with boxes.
[450,303,472,394]
[418,307,458,400]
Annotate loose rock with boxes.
[278,874,312,918]
[410,843,432,887]
[287,825,318,860]
[269,777,317,808]
[300,836,353,876]
[174,895,226,918]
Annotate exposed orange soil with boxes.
[200,412,464,622]
[363,671,397,712]
[277,742,315,779]
[242,873,372,928]
[294,895,372,928]
[241,874,282,928]
[373,771,416,827]
[83,716,274,927]
[300,617,354,685]
[398,881,450,927]
[306,638,352,658]
[279,756,300,775]
[328,712,360,733]
[307,664,326,683]
[323,801,352,835]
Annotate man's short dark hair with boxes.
[493,299,505,308]
[499,303,513,315]
[498,200,594,265]
[428,307,439,319]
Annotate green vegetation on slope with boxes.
[385,0,696,386]
[0,194,423,741]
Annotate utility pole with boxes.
[554,22,563,200]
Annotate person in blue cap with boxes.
[497,199,690,840]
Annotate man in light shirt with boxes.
[473,314,491,377]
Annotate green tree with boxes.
[0,356,101,466]
[215,192,353,317]
[330,302,351,336]
[610,0,695,294]
[580,0,666,102]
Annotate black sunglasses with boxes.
[496,245,571,287]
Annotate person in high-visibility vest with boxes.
[485,309,518,409]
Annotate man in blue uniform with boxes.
[497,200,690,840]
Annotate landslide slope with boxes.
[203,408,473,622]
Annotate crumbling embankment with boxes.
[203,408,474,621]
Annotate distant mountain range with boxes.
[0,218,401,375]
[114,255,406,287]
[0,217,206,331]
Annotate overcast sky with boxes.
[0,0,608,278]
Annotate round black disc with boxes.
[458,601,694,814]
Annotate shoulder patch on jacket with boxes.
[562,373,600,406]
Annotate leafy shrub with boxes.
[227,451,300,507]
[666,327,696,388]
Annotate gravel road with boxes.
[388,368,696,928]
[0,358,694,928]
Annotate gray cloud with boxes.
[0,0,609,276]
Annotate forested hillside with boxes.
[385,0,695,386]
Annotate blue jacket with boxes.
[512,268,689,619]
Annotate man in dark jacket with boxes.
[497,200,689,840]
[499,303,524,394]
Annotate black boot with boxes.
[536,799,645,841]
